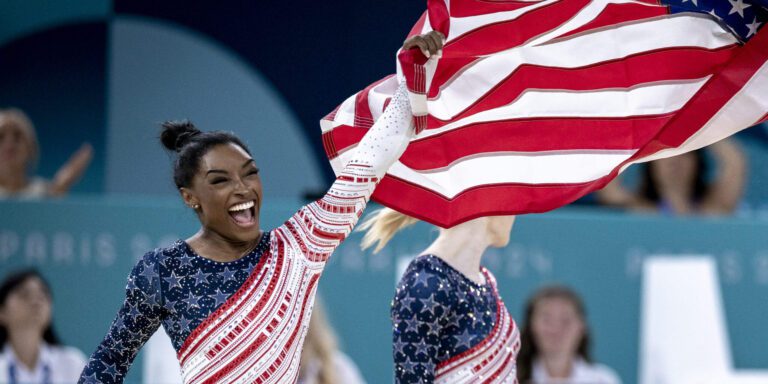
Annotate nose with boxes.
[233,177,250,196]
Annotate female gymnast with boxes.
[360,209,519,383]
[78,32,444,384]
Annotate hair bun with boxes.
[160,120,201,152]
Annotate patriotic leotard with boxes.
[80,82,414,384]
[392,255,520,383]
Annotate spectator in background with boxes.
[298,297,365,384]
[596,138,747,215]
[517,285,620,384]
[0,108,93,199]
[0,269,87,383]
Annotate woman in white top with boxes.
[0,269,87,383]
[517,285,621,384]
[0,108,92,199]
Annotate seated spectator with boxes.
[298,297,365,384]
[0,269,87,383]
[597,138,747,215]
[0,108,92,199]
[517,285,620,384]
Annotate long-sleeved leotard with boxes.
[392,255,520,384]
[80,81,414,384]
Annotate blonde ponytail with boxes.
[358,208,419,253]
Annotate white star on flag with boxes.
[682,0,699,6]
[729,0,752,18]
[746,17,762,37]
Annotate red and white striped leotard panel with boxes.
[176,82,414,384]
[435,271,521,384]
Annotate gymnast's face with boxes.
[183,143,263,243]
[531,297,585,359]
[487,215,515,247]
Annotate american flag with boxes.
[321,0,768,228]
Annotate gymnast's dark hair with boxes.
[517,285,592,383]
[160,120,252,188]
[0,269,61,346]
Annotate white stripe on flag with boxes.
[417,77,710,139]
[383,150,636,198]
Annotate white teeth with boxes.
[228,200,255,212]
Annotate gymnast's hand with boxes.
[403,30,445,59]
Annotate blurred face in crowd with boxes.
[531,296,585,358]
[182,143,263,243]
[0,116,34,173]
[487,215,516,247]
[0,276,52,335]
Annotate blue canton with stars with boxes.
[391,255,501,383]
[78,233,271,384]
[662,0,768,40]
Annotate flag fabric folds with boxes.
[321,0,768,228]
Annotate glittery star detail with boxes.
[394,339,409,357]
[413,339,431,357]
[401,357,418,373]
[404,316,420,333]
[178,253,194,268]
[126,277,137,291]
[127,303,141,318]
[113,315,125,331]
[81,373,100,384]
[163,298,177,312]
[163,271,183,289]
[221,267,236,280]
[453,329,474,349]
[192,270,211,285]
[421,295,442,318]
[179,315,192,332]
[102,362,119,381]
[412,272,432,288]
[212,288,229,307]
[139,263,158,280]
[399,292,417,312]
[183,292,201,308]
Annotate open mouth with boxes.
[228,200,257,227]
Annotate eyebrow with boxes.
[205,160,256,176]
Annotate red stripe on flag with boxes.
[372,175,610,227]
[427,0,451,36]
[399,115,672,170]
[758,112,768,125]
[445,0,590,56]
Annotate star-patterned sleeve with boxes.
[391,262,452,383]
[79,251,165,384]
[280,81,414,261]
